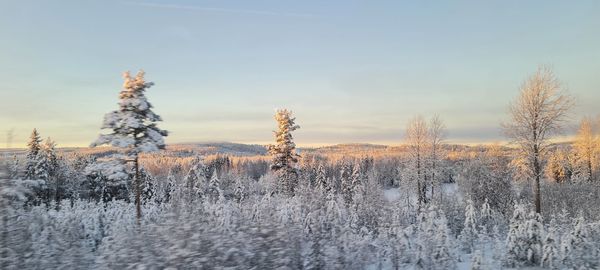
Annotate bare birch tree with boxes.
[406,115,429,209]
[428,115,446,199]
[503,66,573,214]
[574,117,598,182]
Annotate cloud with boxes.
[123,1,316,18]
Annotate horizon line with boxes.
[0,137,575,151]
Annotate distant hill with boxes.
[300,143,392,156]
[1,141,573,159]
[168,142,268,156]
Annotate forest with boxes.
[1,68,600,270]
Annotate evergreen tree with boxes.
[524,211,544,266]
[315,163,328,193]
[504,204,527,267]
[351,162,364,198]
[234,177,245,203]
[164,170,177,203]
[460,199,478,253]
[415,206,456,270]
[35,138,59,204]
[208,170,222,202]
[504,205,543,267]
[267,109,300,194]
[479,198,493,234]
[340,162,353,204]
[8,155,20,179]
[90,70,168,222]
[25,128,42,180]
[139,168,155,203]
[184,157,208,200]
[83,159,130,202]
[561,216,597,269]
[541,226,560,269]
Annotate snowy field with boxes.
[3,143,600,270]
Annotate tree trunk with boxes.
[55,176,61,210]
[534,174,541,214]
[416,151,422,211]
[588,158,593,182]
[134,155,142,224]
[431,157,436,199]
[533,152,541,214]
[416,179,422,212]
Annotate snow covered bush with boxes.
[503,204,544,267]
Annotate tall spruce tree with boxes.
[35,138,59,204]
[25,128,42,180]
[91,70,168,222]
[460,199,478,253]
[267,109,300,194]
[315,163,328,192]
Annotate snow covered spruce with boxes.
[89,70,168,221]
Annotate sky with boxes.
[1,0,599,148]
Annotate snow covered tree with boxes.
[545,148,572,183]
[503,66,574,213]
[561,216,598,269]
[35,138,59,204]
[90,70,168,222]
[163,170,177,203]
[414,206,456,270]
[84,158,130,202]
[541,225,560,269]
[184,157,207,200]
[25,128,42,180]
[315,163,328,193]
[504,204,527,267]
[458,156,514,216]
[339,162,353,204]
[8,155,20,179]
[208,170,222,202]
[504,204,544,267]
[406,115,429,209]
[428,115,446,199]
[234,177,245,203]
[574,117,598,182]
[267,109,300,194]
[459,199,478,253]
[523,211,544,266]
[351,162,364,198]
[479,198,492,231]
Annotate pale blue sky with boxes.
[1,0,599,147]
